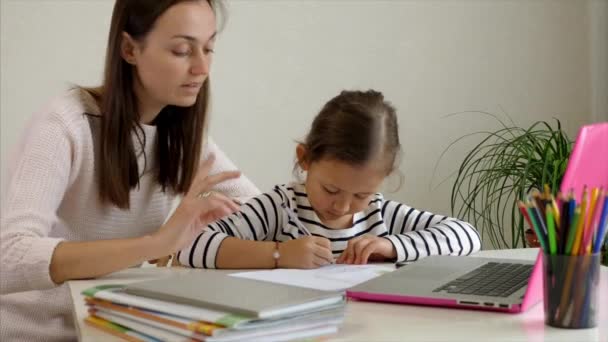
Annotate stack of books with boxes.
[82,272,345,342]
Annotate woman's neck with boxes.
[133,79,163,124]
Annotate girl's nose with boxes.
[332,196,351,214]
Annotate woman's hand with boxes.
[278,236,334,269]
[336,235,397,264]
[152,154,241,256]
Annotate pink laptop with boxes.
[347,123,608,313]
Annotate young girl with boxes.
[178,90,481,269]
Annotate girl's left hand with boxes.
[336,235,397,264]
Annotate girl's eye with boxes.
[355,194,369,200]
[204,47,215,54]
[324,187,338,195]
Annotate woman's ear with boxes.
[120,32,138,65]
[296,144,310,171]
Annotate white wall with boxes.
[1,0,603,247]
[589,0,608,122]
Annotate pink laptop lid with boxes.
[559,122,608,200]
[520,122,608,312]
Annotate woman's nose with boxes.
[190,52,210,76]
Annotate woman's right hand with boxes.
[277,236,334,269]
[152,154,241,256]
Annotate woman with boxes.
[0,1,259,340]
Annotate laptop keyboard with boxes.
[432,262,533,297]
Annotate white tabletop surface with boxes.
[69,248,608,341]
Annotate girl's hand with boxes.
[148,255,171,266]
[336,235,397,264]
[278,236,334,269]
[152,154,241,256]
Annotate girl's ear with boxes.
[296,144,310,171]
[121,32,139,65]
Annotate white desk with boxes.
[69,248,608,341]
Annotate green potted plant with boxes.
[434,114,572,250]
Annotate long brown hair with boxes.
[299,90,401,175]
[85,0,222,209]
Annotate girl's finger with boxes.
[359,242,378,264]
[346,243,358,264]
[337,242,353,264]
[353,239,372,264]
[340,248,353,264]
[156,255,171,267]
[313,245,334,264]
[335,252,345,264]
[313,255,332,268]
[313,236,331,249]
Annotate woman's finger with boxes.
[188,170,241,201]
[214,192,241,213]
[186,154,216,197]
[201,171,241,190]
[197,153,216,180]
[199,192,240,217]
[197,195,240,224]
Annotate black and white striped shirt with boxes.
[177,183,481,268]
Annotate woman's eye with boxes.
[172,50,190,57]
[204,48,215,54]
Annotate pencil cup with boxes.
[542,252,600,329]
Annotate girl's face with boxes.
[299,153,387,229]
[123,1,216,120]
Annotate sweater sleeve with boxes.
[203,137,261,202]
[176,190,286,269]
[381,199,482,262]
[1,113,74,294]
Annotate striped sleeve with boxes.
[381,199,481,262]
[176,190,286,268]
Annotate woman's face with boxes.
[125,1,216,119]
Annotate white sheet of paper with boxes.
[229,264,395,291]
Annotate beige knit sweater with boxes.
[0,89,260,341]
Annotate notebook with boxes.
[124,272,345,319]
[347,122,608,313]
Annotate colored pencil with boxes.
[546,205,557,255]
